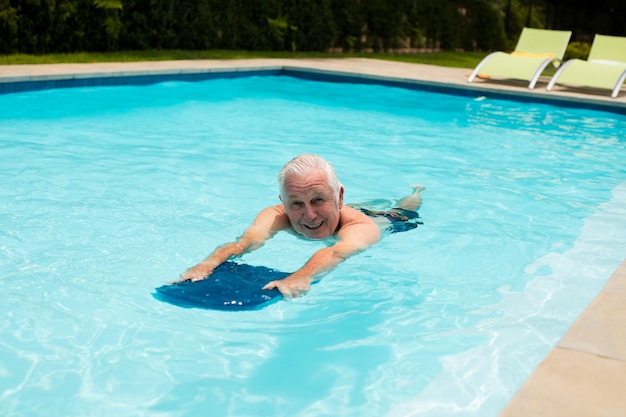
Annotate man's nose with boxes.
[303,204,317,220]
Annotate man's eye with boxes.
[312,198,325,205]
[291,202,304,209]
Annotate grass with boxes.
[0,49,486,69]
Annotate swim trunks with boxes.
[358,207,423,233]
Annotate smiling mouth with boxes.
[303,221,323,230]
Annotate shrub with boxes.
[564,41,590,61]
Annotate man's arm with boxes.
[173,205,289,282]
[262,208,380,298]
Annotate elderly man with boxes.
[176,154,422,299]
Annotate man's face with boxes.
[281,169,343,239]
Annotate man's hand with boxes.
[169,263,215,284]
[262,275,311,300]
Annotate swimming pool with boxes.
[1,74,625,417]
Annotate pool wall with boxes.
[1,59,625,115]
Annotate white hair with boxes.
[278,154,342,199]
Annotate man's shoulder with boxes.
[338,206,381,244]
[261,204,291,231]
[250,204,289,230]
[340,206,377,227]
[341,205,367,216]
[264,204,286,215]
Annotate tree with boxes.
[0,0,19,53]
[93,0,123,50]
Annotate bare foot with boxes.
[410,184,425,194]
[396,184,425,211]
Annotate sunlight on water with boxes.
[1,75,625,417]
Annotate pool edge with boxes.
[1,59,625,115]
[281,65,626,115]
[498,259,626,417]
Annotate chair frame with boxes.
[547,62,626,98]
[468,27,572,90]
[546,34,626,98]
[468,53,556,89]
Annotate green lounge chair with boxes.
[468,27,572,89]
[547,34,626,98]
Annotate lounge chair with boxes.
[546,34,626,98]
[468,27,572,89]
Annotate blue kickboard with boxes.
[154,261,288,310]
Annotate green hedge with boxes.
[0,0,518,54]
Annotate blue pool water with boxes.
[1,75,626,417]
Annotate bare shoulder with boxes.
[249,204,291,235]
[338,206,381,245]
[340,205,375,224]
[262,204,287,217]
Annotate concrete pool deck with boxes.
[1,58,625,416]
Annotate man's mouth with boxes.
[303,221,323,230]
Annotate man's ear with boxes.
[338,186,344,207]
